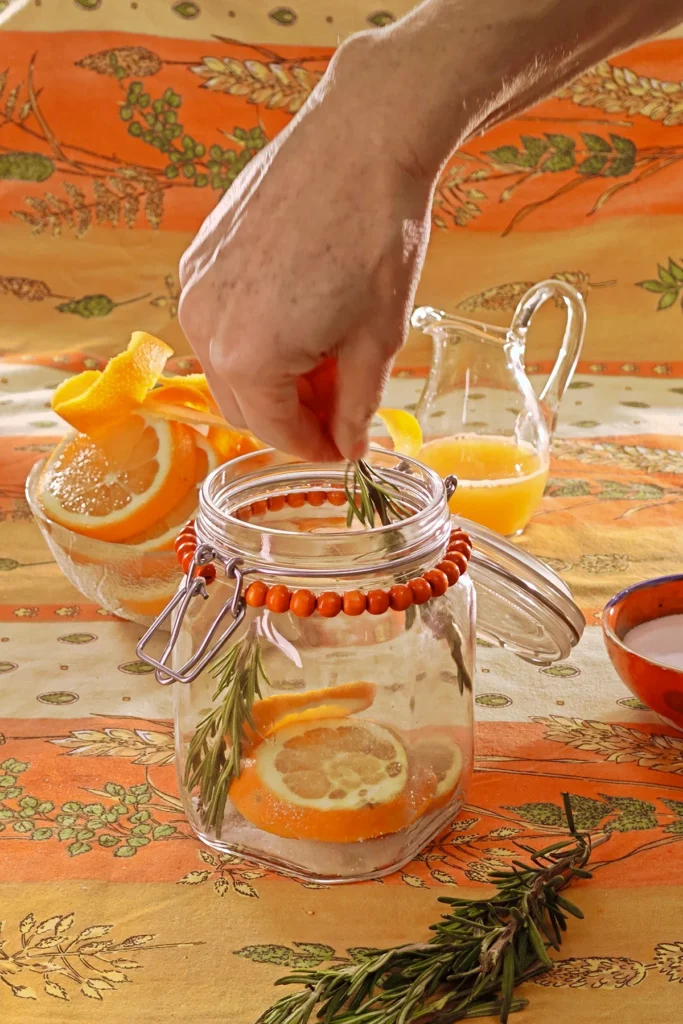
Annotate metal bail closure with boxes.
[136,544,248,685]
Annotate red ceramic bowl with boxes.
[602,575,683,732]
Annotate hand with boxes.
[179,35,435,462]
[180,0,683,464]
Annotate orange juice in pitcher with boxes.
[412,280,586,536]
[418,434,549,536]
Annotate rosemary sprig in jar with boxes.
[256,794,598,1024]
[183,633,268,837]
[344,458,411,527]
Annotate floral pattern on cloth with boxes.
[1,2,682,1022]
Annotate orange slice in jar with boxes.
[409,728,463,810]
[245,681,376,746]
[38,411,197,542]
[230,717,436,843]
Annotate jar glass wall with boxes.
[171,449,476,883]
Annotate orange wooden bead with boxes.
[306,490,326,507]
[389,584,413,611]
[266,585,291,613]
[328,490,347,507]
[317,591,342,618]
[448,538,472,558]
[437,559,460,586]
[176,541,196,564]
[235,506,251,521]
[199,564,216,583]
[175,525,194,546]
[423,568,449,597]
[367,589,390,615]
[251,500,267,517]
[343,590,367,616]
[267,495,286,512]
[447,551,469,575]
[245,581,269,608]
[290,589,317,617]
[409,577,432,605]
[180,555,193,575]
[287,492,306,508]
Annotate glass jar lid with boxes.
[461,518,585,665]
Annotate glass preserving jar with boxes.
[137,448,584,883]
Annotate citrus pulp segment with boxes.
[127,434,218,551]
[38,412,197,542]
[229,717,437,843]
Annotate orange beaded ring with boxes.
[174,507,472,618]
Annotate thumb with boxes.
[332,330,396,461]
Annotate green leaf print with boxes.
[172,1,200,18]
[504,802,564,827]
[661,799,683,834]
[581,133,612,153]
[610,134,636,158]
[578,155,608,175]
[367,11,396,26]
[602,795,659,833]
[235,944,334,968]
[269,6,297,25]
[545,478,592,498]
[545,133,576,153]
[0,152,54,182]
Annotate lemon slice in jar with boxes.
[230,717,437,843]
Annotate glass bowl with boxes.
[26,459,183,626]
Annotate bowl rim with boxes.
[602,573,683,674]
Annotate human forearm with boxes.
[337,0,683,178]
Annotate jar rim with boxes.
[195,446,452,582]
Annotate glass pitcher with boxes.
[411,280,587,537]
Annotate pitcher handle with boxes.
[508,280,587,435]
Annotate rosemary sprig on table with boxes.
[256,795,596,1024]
[184,635,268,837]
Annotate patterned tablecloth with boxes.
[1,3,683,1022]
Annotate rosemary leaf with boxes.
[255,795,595,1024]
[184,634,268,838]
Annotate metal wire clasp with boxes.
[135,543,248,686]
[444,475,458,501]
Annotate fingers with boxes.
[332,330,396,461]
[234,374,341,463]
[202,365,247,431]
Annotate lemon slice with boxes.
[376,409,423,458]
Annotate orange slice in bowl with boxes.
[230,717,436,843]
[409,729,463,810]
[38,412,197,542]
[127,435,218,551]
[245,680,376,745]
